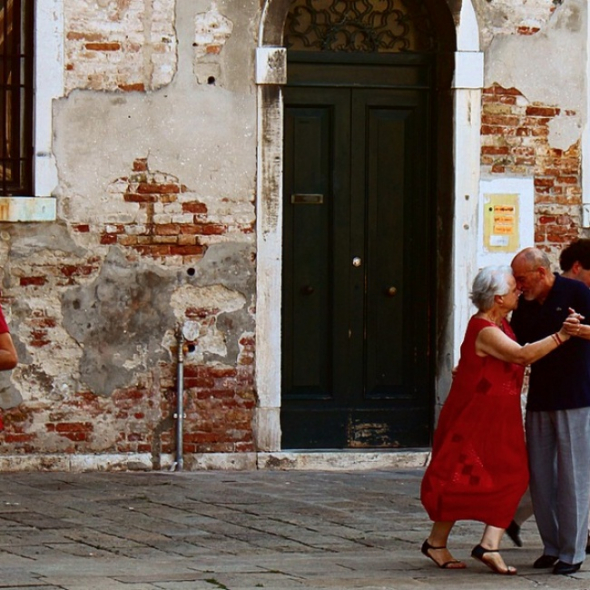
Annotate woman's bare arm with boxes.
[0,332,18,370]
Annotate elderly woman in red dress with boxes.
[421,265,578,575]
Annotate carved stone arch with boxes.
[258,0,462,48]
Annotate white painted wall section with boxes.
[35,0,64,200]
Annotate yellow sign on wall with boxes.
[483,193,519,253]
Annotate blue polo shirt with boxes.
[511,273,590,411]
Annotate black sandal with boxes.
[471,544,517,575]
[421,539,466,569]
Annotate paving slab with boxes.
[0,469,586,589]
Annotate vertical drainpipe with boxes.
[174,326,185,471]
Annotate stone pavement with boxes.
[0,468,587,589]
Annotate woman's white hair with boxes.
[470,265,513,312]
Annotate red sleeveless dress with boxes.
[421,316,529,528]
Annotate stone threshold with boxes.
[258,450,430,470]
[0,450,431,472]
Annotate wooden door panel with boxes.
[282,88,351,403]
[354,90,430,402]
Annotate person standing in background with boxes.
[561,239,590,287]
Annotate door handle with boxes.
[386,286,397,297]
[352,257,362,267]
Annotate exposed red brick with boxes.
[132,245,173,256]
[517,26,540,35]
[556,176,578,185]
[85,42,121,51]
[32,317,56,328]
[59,432,88,442]
[200,224,226,236]
[100,234,118,245]
[124,192,157,203]
[208,367,238,378]
[20,276,47,287]
[526,106,560,117]
[535,178,555,188]
[481,125,506,136]
[155,224,180,236]
[170,245,206,256]
[3,434,35,443]
[55,422,93,433]
[481,115,520,127]
[133,159,148,172]
[182,202,208,214]
[538,216,556,224]
[137,183,180,194]
[481,146,510,156]
[119,83,146,92]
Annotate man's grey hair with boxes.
[470,265,513,312]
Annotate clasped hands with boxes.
[562,307,585,338]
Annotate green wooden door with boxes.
[282,56,434,448]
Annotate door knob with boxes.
[352,257,362,267]
[386,286,397,297]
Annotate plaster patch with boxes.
[476,0,557,45]
[187,242,255,296]
[61,247,177,396]
[548,113,582,151]
[484,1,585,111]
[7,223,88,259]
[0,371,22,409]
[172,284,245,314]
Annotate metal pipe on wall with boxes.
[174,326,185,471]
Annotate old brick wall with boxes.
[481,85,582,255]
[478,0,586,260]
[64,0,177,92]
[1,155,256,465]
[0,0,258,469]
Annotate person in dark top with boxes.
[508,238,590,549]
[561,238,590,288]
[511,247,590,575]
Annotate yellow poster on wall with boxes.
[483,193,519,253]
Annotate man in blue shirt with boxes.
[511,247,590,575]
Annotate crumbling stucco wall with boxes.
[0,0,258,466]
[477,0,586,257]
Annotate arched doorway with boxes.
[280,0,456,448]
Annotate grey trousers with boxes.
[526,407,590,564]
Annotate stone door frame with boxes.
[254,0,484,452]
